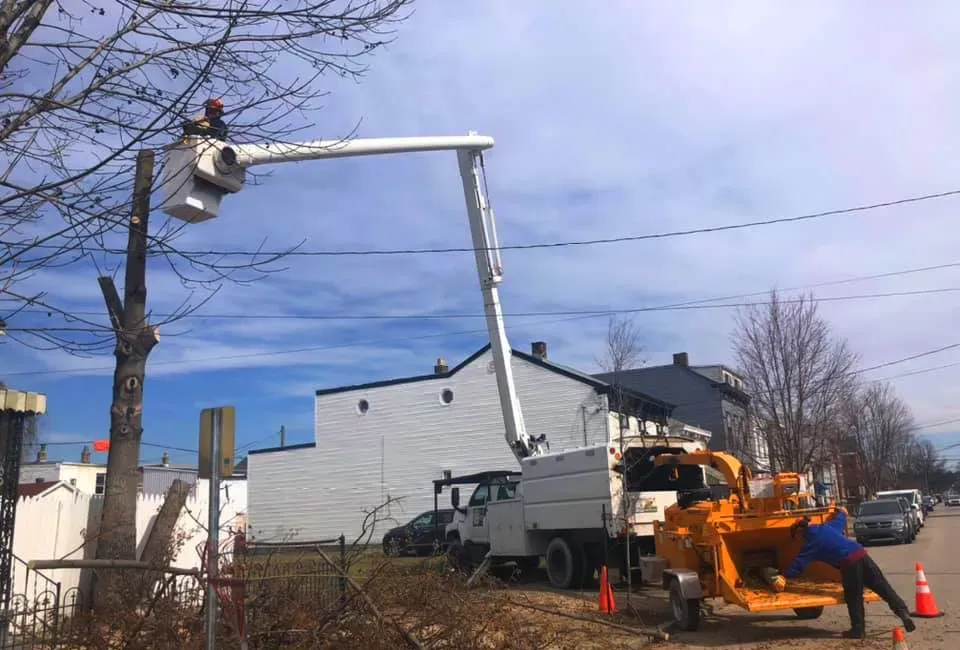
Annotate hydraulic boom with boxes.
[159,133,549,463]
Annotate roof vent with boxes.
[673,352,689,367]
[531,341,547,360]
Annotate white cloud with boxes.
[7,2,960,434]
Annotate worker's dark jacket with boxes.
[784,511,867,578]
[182,114,228,141]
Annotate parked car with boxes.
[382,508,455,556]
[946,494,960,507]
[922,495,935,514]
[875,496,919,539]
[854,499,913,545]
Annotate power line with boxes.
[5,187,960,258]
[6,287,960,329]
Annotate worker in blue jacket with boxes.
[785,510,915,639]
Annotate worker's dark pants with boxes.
[841,555,909,632]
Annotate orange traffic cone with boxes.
[892,627,909,650]
[911,562,945,618]
[598,566,618,614]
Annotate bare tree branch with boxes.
[595,314,645,373]
[732,289,859,473]
[0,0,414,352]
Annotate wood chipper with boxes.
[650,451,881,631]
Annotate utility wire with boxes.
[4,188,960,258]
[5,287,960,331]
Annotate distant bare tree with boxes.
[902,438,944,492]
[0,0,413,353]
[732,290,859,473]
[596,314,645,373]
[844,382,915,495]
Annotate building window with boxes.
[440,389,454,405]
[357,399,370,415]
[95,472,106,495]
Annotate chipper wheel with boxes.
[793,606,824,620]
[668,579,702,631]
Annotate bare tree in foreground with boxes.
[844,382,915,496]
[732,290,859,473]
[596,314,645,374]
[0,0,414,614]
[0,0,412,353]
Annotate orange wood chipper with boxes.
[651,451,880,631]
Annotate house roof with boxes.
[314,343,674,411]
[595,363,751,406]
[17,480,74,499]
[250,344,674,457]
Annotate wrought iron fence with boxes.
[0,553,80,649]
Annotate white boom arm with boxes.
[159,134,549,463]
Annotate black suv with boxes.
[853,499,913,545]
[382,509,455,556]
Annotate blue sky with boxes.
[4,2,960,467]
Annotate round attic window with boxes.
[357,398,370,415]
[440,389,454,405]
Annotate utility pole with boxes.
[93,149,160,613]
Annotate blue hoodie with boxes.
[784,511,866,578]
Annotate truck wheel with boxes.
[545,537,583,589]
[446,540,470,573]
[794,606,824,620]
[669,579,701,631]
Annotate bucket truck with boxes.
[159,133,707,590]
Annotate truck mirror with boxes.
[451,487,460,509]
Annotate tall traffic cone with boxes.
[892,627,909,650]
[598,565,618,614]
[911,562,945,618]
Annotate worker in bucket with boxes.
[785,512,915,639]
[182,98,228,141]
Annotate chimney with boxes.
[434,357,448,374]
[80,446,91,464]
[36,444,47,463]
[161,451,170,467]
[531,341,548,360]
[673,352,689,367]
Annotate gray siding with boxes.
[248,350,611,543]
[595,366,751,455]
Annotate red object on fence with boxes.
[93,439,110,452]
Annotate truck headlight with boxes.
[892,520,904,528]
[854,522,865,529]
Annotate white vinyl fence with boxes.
[9,482,247,608]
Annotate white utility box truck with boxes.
[435,436,708,589]
[158,129,708,588]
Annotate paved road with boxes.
[659,507,958,649]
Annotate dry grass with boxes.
[28,550,667,650]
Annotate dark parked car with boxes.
[382,509,455,556]
[854,499,913,545]
[922,495,935,514]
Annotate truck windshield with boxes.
[622,446,706,492]
[860,501,901,516]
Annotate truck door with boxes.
[464,483,491,544]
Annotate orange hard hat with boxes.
[206,97,224,111]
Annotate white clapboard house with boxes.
[247,342,708,544]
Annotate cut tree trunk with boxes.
[137,479,191,598]
[92,149,159,616]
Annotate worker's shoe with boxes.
[842,628,866,639]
